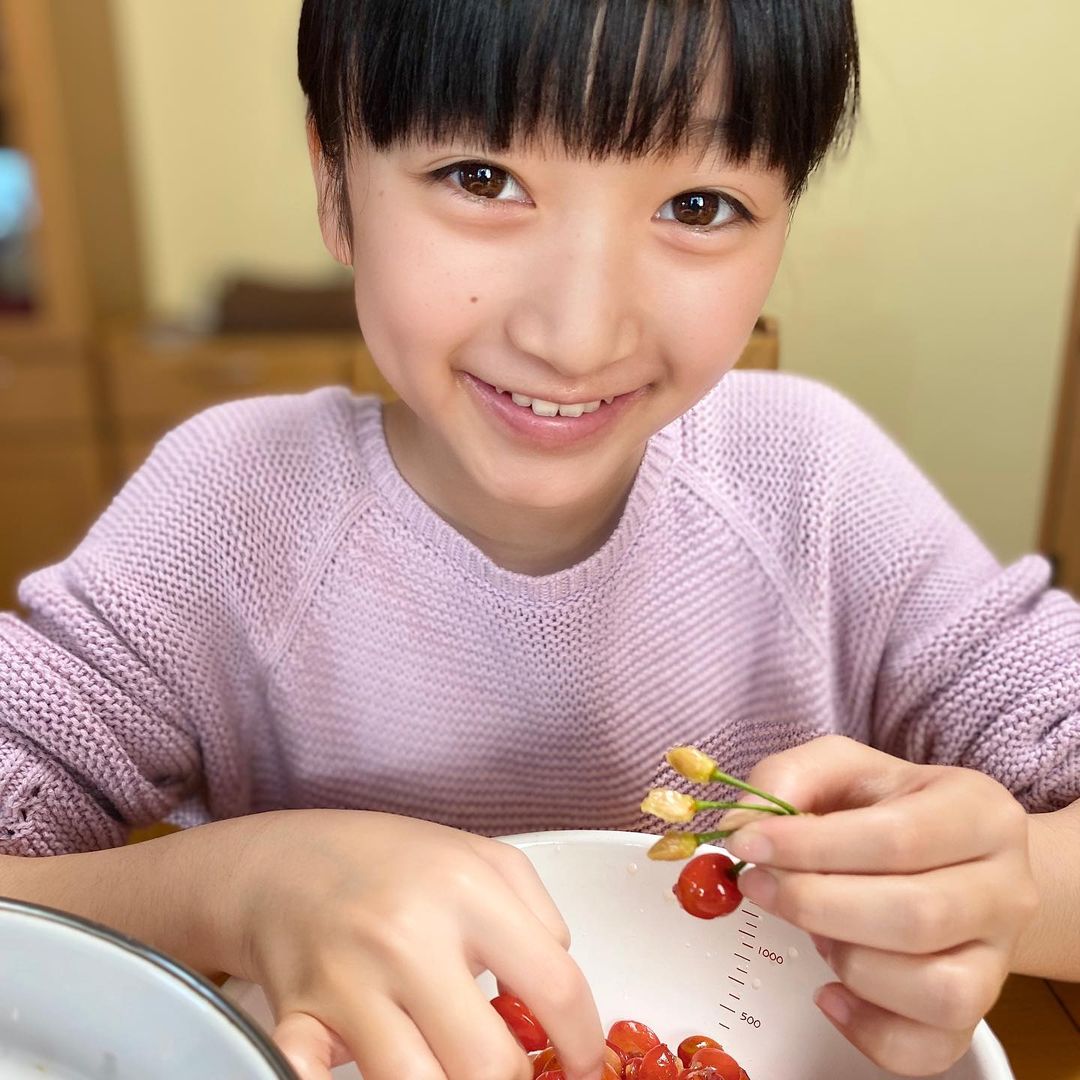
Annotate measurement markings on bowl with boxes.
[718,902,766,1033]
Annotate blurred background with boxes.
[0,2,1079,1068]
[0,0,1078,611]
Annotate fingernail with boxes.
[726,827,773,863]
[815,985,852,1027]
[736,867,777,908]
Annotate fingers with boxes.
[732,734,914,814]
[470,839,603,1080]
[815,938,1007,1030]
[468,891,604,1080]
[308,990,448,1080]
[273,1012,349,1080]
[400,961,532,1080]
[476,839,572,950]
[814,982,976,1077]
[726,769,1027,874]
[737,858,1026,953]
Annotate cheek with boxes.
[661,230,786,389]
[347,207,481,393]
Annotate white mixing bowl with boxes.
[0,897,295,1078]
[226,829,1016,1079]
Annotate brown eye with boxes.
[671,191,722,227]
[457,162,509,198]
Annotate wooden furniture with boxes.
[987,975,1080,1079]
[0,0,141,609]
[1041,233,1080,592]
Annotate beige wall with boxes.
[111,0,1080,560]
[769,2,1080,561]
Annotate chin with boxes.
[472,458,610,513]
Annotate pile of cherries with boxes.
[491,995,751,1080]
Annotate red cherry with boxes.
[624,1059,642,1080]
[606,1039,628,1069]
[673,854,743,919]
[490,993,549,1052]
[532,1047,560,1077]
[676,1035,722,1067]
[535,1072,566,1080]
[680,1069,722,1080]
[637,1043,680,1080]
[690,1046,744,1080]
[603,1045,624,1075]
[607,1019,661,1058]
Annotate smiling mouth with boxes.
[485,382,618,418]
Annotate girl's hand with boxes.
[720,735,1038,1077]
[233,810,604,1080]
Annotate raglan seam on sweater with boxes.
[673,459,828,665]
[264,489,381,673]
[848,518,954,729]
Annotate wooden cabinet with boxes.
[0,1,122,608]
[101,325,362,476]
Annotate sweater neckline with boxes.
[353,397,682,601]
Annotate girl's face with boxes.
[315,132,789,516]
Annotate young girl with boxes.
[1,2,1077,1079]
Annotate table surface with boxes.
[986,975,1080,1078]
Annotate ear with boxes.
[306,117,352,266]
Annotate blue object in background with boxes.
[0,148,37,239]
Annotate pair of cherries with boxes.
[491,997,750,1080]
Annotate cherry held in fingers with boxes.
[673,853,744,919]
[490,992,549,1052]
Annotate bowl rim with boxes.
[493,829,1015,1080]
[0,896,296,1079]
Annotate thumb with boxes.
[273,1011,352,1080]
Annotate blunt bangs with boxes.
[299,0,859,235]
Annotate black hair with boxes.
[299,0,859,243]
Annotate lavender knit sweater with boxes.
[1,373,1077,856]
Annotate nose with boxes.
[504,221,641,381]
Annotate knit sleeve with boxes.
[814,389,1080,813]
[694,373,1079,813]
[0,388,359,855]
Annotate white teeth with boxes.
[494,386,503,395]
[505,391,606,417]
[603,396,614,405]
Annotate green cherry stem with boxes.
[695,829,734,844]
[694,799,790,816]
[708,769,800,815]
[691,834,750,875]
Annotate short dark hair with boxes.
[299,0,859,243]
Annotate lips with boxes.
[461,372,641,449]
